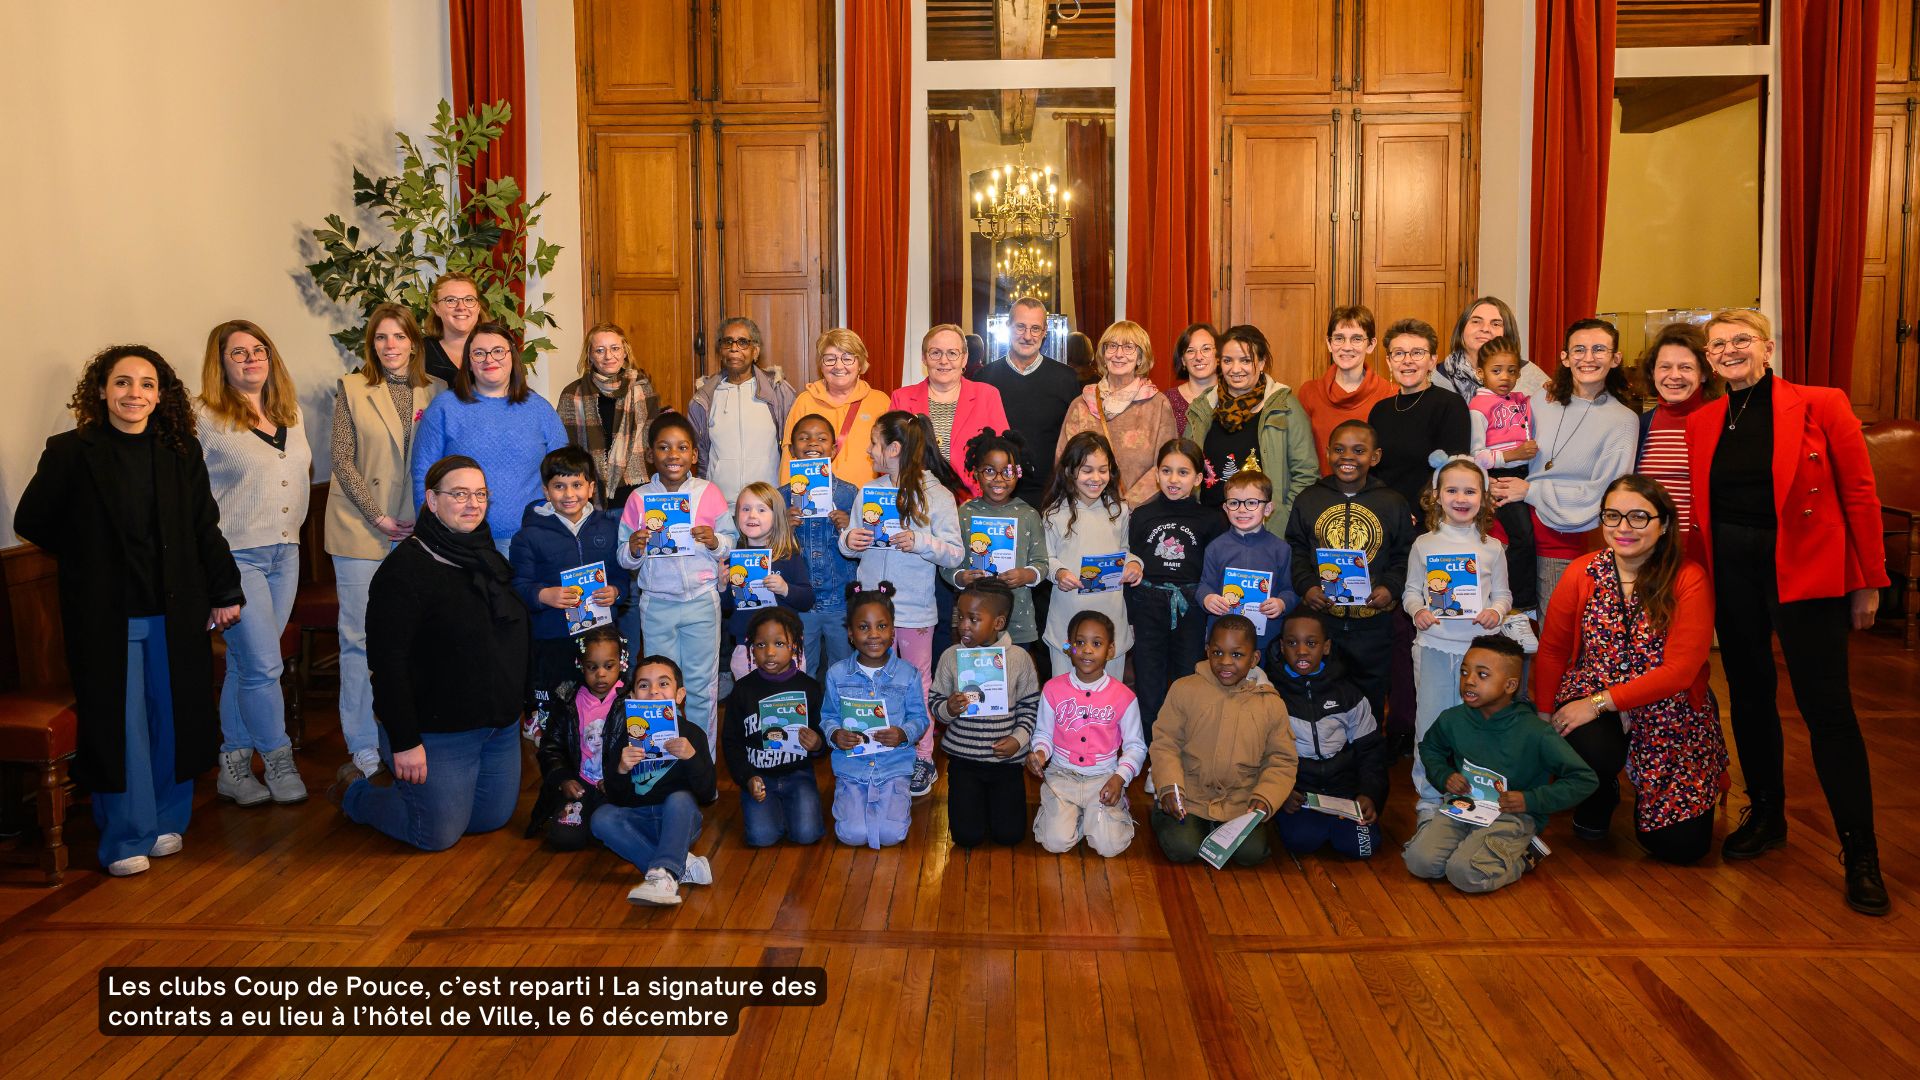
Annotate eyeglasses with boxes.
[1706,333,1761,354]
[821,351,858,368]
[225,345,270,362]
[1183,343,1216,357]
[470,346,512,362]
[589,344,626,358]
[1388,348,1432,362]
[1599,508,1657,528]
[1328,334,1371,347]
[718,336,756,350]
[975,465,1018,479]
[437,295,480,309]
[1224,498,1269,511]
[435,488,490,505]
[926,348,965,362]
[1566,345,1614,359]
[1101,342,1140,356]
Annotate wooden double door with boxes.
[576,0,836,413]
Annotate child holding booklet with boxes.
[1404,635,1596,893]
[1149,616,1297,867]
[509,446,629,733]
[821,583,932,847]
[1403,455,1514,817]
[1196,469,1299,654]
[617,411,737,740]
[720,608,826,847]
[945,429,1049,673]
[1466,334,1539,614]
[1028,610,1145,856]
[786,413,860,672]
[1042,432,1145,679]
[929,579,1042,847]
[722,480,815,678]
[591,655,719,906]
[1266,611,1390,858]
[1127,438,1225,746]
[526,626,629,850]
[842,411,964,797]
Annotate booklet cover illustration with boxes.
[967,515,1019,576]
[859,484,902,547]
[787,457,835,517]
[560,561,612,634]
[623,699,680,793]
[954,646,1009,715]
[1424,553,1481,618]
[1439,757,1508,827]
[756,690,810,760]
[1079,551,1127,593]
[728,548,774,611]
[838,698,889,757]
[641,492,694,556]
[1220,567,1275,635]
[1315,547,1370,606]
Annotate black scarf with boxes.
[412,509,522,624]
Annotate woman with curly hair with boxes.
[15,346,244,877]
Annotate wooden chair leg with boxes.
[37,759,67,886]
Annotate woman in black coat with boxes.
[15,345,243,877]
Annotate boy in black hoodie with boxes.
[1266,611,1391,858]
[720,608,827,846]
[1284,420,1414,722]
[592,654,719,906]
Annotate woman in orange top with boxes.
[781,328,893,489]
[1296,305,1394,471]
[1532,475,1724,866]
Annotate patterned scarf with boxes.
[1212,376,1269,434]
[561,372,654,501]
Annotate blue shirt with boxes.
[820,653,930,783]
[411,392,570,541]
[1196,527,1301,650]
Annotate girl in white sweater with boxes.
[1042,432,1145,679]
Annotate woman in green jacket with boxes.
[1185,324,1319,537]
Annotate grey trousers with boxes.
[1403,812,1537,893]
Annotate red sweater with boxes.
[1531,552,1715,713]
[1297,367,1395,471]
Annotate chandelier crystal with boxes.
[971,147,1071,244]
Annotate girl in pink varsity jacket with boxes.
[1025,611,1145,856]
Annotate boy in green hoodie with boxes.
[1404,634,1596,893]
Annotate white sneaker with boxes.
[627,867,682,906]
[217,748,271,806]
[150,833,183,858]
[681,854,712,886]
[108,855,150,877]
[1144,770,1156,796]
[1501,611,1540,653]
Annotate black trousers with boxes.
[946,757,1028,847]
[1712,521,1875,836]
[1563,716,1716,865]
[1126,583,1206,744]
[1326,612,1393,724]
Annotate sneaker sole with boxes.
[269,792,310,805]
[1721,836,1787,861]
[218,790,272,807]
[627,893,682,907]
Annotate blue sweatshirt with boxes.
[411,392,570,541]
[508,500,632,641]
[820,653,931,784]
[1196,527,1301,650]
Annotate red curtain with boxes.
[1126,0,1212,389]
[929,118,965,327]
[1781,0,1881,389]
[449,0,526,297]
[1068,119,1114,335]
[847,1,912,391]
[1528,0,1615,374]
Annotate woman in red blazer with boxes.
[891,324,1010,500]
[1686,309,1890,915]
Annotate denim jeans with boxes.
[1409,644,1465,814]
[219,543,299,754]
[639,591,722,740]
[832,774,912,848]
[739,768,826,846]
[618,600,644,672]
[343,722,520,851]
[95,617,193,866]
[798,606,852,674]
[591,789,703,879]
[1273,805,1382,858]
[332,553,386,770]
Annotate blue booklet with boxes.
[859,483,902,547]
[786,457,835,518]
[1315,547,1371,607]
[954,646,1008,715]
[729,548,775,610]
[1220,566,1275,636]
[1423,553,1481,618]
[641,492,694,557]
[560,561,612,635]
[967,515,1019,576]
[1078,551,1127,593]
[623,699,680,787]
[838,698,890,757]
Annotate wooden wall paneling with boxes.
[594,127,703,411]
[716,0,827,107]
[1355,114,1467,350]
[1225,116,1340,390]
[716,123,830,389]
[1853,104,1912,422]
[1880,0,1915,85]
[582,0,698,108]
[1356,0,1472,100]
[1222,0,1340,100]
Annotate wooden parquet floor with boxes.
[3,632,1918,1078]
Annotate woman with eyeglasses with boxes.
[1533,476,1725,865]
[1187,324,1318,532]
[1297,306,1395,472]
[1055,320,1178,507]
[687,316,798,505]
[1686,309,1890,914]
[782,327,893,489]
[1164,322,1221,438]
[421,272,488,386]
[195,320,312,808]
[326,303,440,783]
[1488,318,1640,619]
[410,321,569,557]
[334,454,530,851]
[557,322,661,507]
[891,324,1009,499]
[1433,295,1550,401]
[1633,322,1722,562]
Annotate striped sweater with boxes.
[928,632,1042,762]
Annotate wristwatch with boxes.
[1587,691,1610,712]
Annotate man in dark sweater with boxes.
[975,297,1079,507]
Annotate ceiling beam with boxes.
[1616,75,1763,133]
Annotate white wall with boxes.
[523,0,586,398]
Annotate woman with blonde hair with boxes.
[891,324,1009,498]
[195,319,311,807]
[325,302,439,781]
[782,327,893,488]
[1055,320,1178,507]
[557,321,660,505]
[421,271,488,386]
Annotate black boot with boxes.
[1722,795,1787,860]
[1840,831,1891,916]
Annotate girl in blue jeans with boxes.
[590,655,719,906]
[820,583,931,848]
[720,608,827,846]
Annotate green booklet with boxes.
[1197,808,1269,869]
